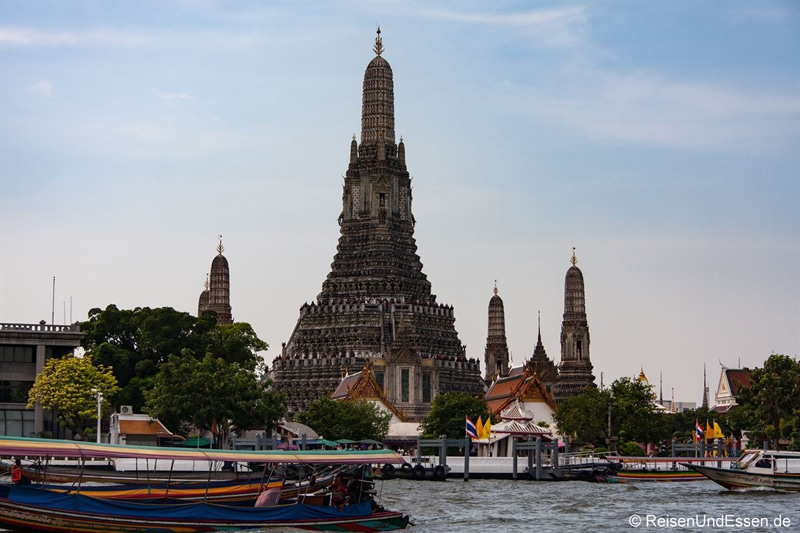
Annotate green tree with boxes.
[736,354,800,449]
[553,385,611,445]
[81,305,216,410]
[82,306,268,414]
[418,392,489,440]
[296,397,392,442]
[205,322,267,370]
[145,351,285,445]
[610,377,672,445]
[27,354,120,440]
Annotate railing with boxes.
[0,322,81,333]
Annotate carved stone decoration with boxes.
[198,235,232,324]
[352,185,360,217]
[553,249,595,403]
[272,30,484,419]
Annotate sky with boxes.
[1,1,798,407]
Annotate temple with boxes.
[521,312,556,393]
[198,235,232,324]
[552,248,595,403]
[272,29,484,419]
[484,283,510,382]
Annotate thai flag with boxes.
[466,416,478,439]
[695,420,704,441]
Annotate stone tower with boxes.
[272,29,484,418]
[553,248,595,403]
[484,283,510,382]
[527,311,558,393]
[198,235,232,324]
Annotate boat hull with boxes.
[0,486,409,532]
[610,470,704,482]
[685,464,800,492]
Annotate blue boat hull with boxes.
[0,485,409,532]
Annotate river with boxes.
[370,478,798,532]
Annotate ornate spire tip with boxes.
[571,247,577,266]
[217,234,225,255]
[373,25,384,56]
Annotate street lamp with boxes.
[91,388,103,443]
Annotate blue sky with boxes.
[1,1,798,406]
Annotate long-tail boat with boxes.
[602,455,738,482]
[0,436,409,532]
[684,449,800,491]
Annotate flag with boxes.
[482,417,492,440]
[706,420,714,440]
[713,421,723,440]
[466,416,477,439]
[476,417,484,440]
[695,420,704,442]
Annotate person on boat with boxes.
[330,474,350,511]
[10,459,30,485]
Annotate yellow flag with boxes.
[706,420,714,440]
[714,421,723,439]
[483,418,492,440]
[476,417,484,439]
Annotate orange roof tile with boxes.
[119,419,172,436]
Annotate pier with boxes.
[405,436,612,481]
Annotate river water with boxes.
[371,478,799,532]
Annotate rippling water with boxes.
[373,478,799,532]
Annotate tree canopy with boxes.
[610,377,672,445]
[419,392,490,440]
[27,354,119,440]
[144,351,285,444]
[81,305,218,410]
[553,378,672,448]
[553,385,611,445]
[296,397,391,441]
[81,304,279,443]
[735,354,800,449]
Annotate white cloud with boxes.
[507,69,800,153]
[0,26,259,49]
[28,79,53,97]
[1,27,88,47]
[156,91,193,104]
[419,6,587,47]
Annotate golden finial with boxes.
[217,234,224,255]
[373,25,384,56]
[493,280,498,296]
[571,247,577,266]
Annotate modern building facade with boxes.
[0,322,84,437]
[272,29,484,419]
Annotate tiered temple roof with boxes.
[272,29,484,418]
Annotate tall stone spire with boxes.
[198,235,232,324]
[361,26,395,146]
[274,30,484,418]
[701,363,709,409]
[553,248,595,403]
[528,311,558,392]
[484,281,510,382]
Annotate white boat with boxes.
[684,449,800,491]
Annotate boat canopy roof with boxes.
[0,436,405,465]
